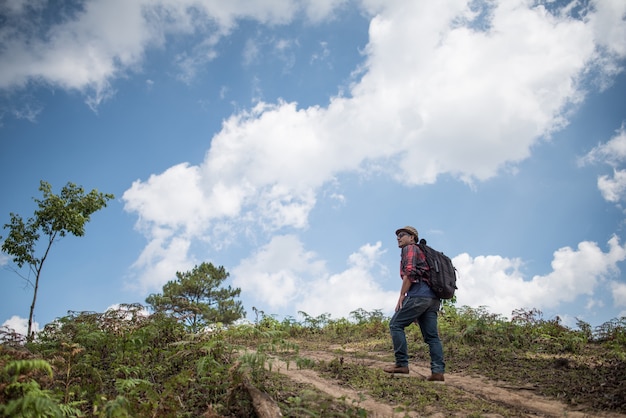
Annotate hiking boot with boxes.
[427,373,444,382]
[383,365,409,374]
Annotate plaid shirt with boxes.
[400,243,430,283]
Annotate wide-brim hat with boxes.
[396,226,418,240]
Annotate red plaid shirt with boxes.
[400,243,430,283]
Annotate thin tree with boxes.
[146,262,245,332]
[1,181,114,340]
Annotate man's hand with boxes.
[396,276,411,311]
[395,294,405,312]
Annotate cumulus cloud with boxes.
[127,234,194,293]
[598,169,626,203]
[295,241,396,319]
[580,124,626,204]
[454,235,626,319]
[232,235,327,309]
[611,280,626,310]
[611,282,626,308]
[232,236,395,319]
[303,0,350,23]
[581,124,626,166]
[124,163,208,232]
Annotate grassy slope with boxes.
[0,306,624,417]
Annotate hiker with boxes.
[383,225,445,381]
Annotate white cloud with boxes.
[593,0,626,55]
[588,0,626,87]
[127,234,194,293]
[232,236,395,319]
[598,169,626,203]
[295,241,396,319]
[124,163,208,233]
[0,0,151,108]
[359,0,606,184]
[580,124,626,203]
[611,280,626,310]
[302,0,350,22]
[232,235,327,309]
[2,315,39,337]
[454,235,626,319]
[581,124,626,167]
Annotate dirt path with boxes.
[268,353,414,418]
[266,349,626,418]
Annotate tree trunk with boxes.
[27,272,39,341]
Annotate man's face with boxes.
[396,231,414,248]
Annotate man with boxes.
[383,225,445,381]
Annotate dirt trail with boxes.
[266,349,626,418]
[269,353,413,418]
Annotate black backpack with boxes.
[417,238,457,299]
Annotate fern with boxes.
[0,387,63,418]
[3,359,53,381]
[113,378,152,392]
[101,396,131,418]
[0,359,75,417]
[59,401,86,417]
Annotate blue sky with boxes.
[1,0,626,335]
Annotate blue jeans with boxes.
[389,296,445,373]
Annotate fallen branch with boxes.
[243,380,283,417]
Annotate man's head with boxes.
[396,226,418,247]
